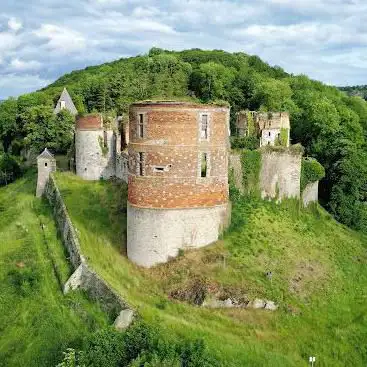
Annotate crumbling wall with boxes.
[302,181,319,207]
[115,152,129,183]
[229,153,244,193]
[259,151,302,200]
[44,174,133,321]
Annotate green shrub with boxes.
[179,339,219,367]
[82,328,126,367]
[57,349,85,367]
[0,154,21,185]
[60,322,220,367]
[301,158,325,192]
[7,266,41,296]
[230,136,259,150]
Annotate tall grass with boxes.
[0,174,109,367]
[54,172,367,366]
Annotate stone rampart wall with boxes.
[44,174,132,320]
[259,151,302,200]
[302,181,319,207]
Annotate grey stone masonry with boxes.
[36,148,56,197]
[44,174,134,324]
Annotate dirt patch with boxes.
[289,260,326,296]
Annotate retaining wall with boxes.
[259,151,302,200]
[44,174,133,320]
[302,181,319,207]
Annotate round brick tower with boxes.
[127,101,230,267]
[75,114,116,180]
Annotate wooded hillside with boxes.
[1,48,367,233]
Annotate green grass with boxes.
[54,172,367,366]
[0,173,109,367]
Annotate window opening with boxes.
[44,162,48,167]
[138,114,144,138]
[60,100,66,109]
[137,152,145,176]
[268,131,271,137]
[103,130,107,147]
[200,114,208,140]
[201,153,208,178]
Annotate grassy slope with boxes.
[55,171,367,367]
[0,173,109,367]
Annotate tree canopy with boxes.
[1,48,367,231]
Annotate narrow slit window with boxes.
[138,114,144,138]
[200,114,208,140]
[44,162,48,167]
[103,130,108,147]
[201,153,208,178]
[137,152,145,176]
[268,131,271,137]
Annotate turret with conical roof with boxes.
[54,88,78,116]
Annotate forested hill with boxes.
[1,48,367,233]
[340,85,367,100]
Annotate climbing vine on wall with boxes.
[246,111,256,137]
[98,136,109,157]
[240,149,261,196]
[301,158,325,192]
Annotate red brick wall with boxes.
[76,114,103,130]
[128,102,230,209]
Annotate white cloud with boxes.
[9,58,42,71]
[33,24,86,53]
[0,0,367,99]
[8,17,22,32]
[0,74,51,99]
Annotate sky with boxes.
[0,0,366,99]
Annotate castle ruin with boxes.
[36,90,321,268]
[127,101,231,267]
[236,111,290,147]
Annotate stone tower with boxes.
[127,101,231,267]
[36,148,56,197]
[75,114,116,180]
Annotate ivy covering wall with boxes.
[240,149,261,196]
[301,158,325,192]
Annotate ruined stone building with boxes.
[74,113,129,181]
[236,111,290,147]
[36,91,320,268]
[127,101,231,267]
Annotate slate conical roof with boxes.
[53,88,78,115]
[37,148,55,160]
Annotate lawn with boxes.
[54,171,367,366]
[0,173,109,367]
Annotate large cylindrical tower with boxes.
[127,101,230,267]
[75,114,116,180]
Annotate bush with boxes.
[81,328,126,367]
[0,153,21,185]
[59,322,220,367]
[7,266,41,296]
[301,157,325,192]
[179,339,219,367]
[231,136,259,150]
